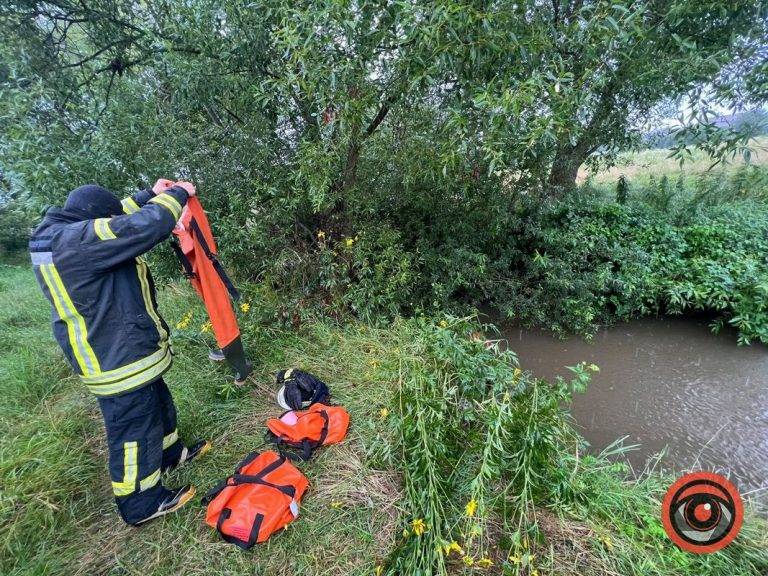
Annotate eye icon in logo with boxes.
[661,472,743,553]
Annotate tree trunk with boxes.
[547,141,590,194]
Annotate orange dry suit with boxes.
[171,197,252,380]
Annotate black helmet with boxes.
[275,369,330,410]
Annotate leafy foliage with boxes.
[497,177,768,344]
[1,2,767,336]
[377,316,768,575]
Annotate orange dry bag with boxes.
[202,450,309,548]
[171,197,252,381]
[266,403,350,460]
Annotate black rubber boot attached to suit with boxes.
[222,337,253,385]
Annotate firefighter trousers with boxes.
[97,377,185,524]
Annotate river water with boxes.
[495,316,768,497]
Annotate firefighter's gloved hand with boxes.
[152,178,175,194]
[173,181,197,197]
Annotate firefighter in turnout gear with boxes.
[29,179,210,525]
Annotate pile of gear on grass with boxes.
[204,369,350,548]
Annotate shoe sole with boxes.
[134,486,196,525]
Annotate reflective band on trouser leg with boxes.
[139,469,161,492]
[163,430,178,449]
[112,441,138,496]
[86,350,172,396]
[136,258,168,344]
[121,197,140,214]
[39,263,101,376]
[149,194,182,220]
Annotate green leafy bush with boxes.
[494,182,768,344]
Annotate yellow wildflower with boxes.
[379,407,389,420]
[240,302,251,313]
[374,566,383,576]
[330,501,343,509]
[462,556,474,567]
[402,528,409,538]
[439,320,448,328]
[465,499,478,517]
[476,557,493,568]
[345,237,354,247]
[513,367,522,378]
[443,541,464,556]
[200,321,212,333]
[508,554,521,564]
[317,230,326,240]
[411,518,427,536]
[176,311,193,329]
[599,534,613,550]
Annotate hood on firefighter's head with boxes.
[64,184,123,220]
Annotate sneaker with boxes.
[165,440,211,473]
[133,485,196,525]
[208,349,226,362]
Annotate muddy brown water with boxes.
[493,316,768,497]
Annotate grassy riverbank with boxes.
[1,264,767,575]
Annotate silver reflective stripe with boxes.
[149,194,182,220]
[80,345,168,384]
[39,263,100,376]
[86,350,172,396]
[112,441,138,496]
[162,430,178,449]
[139,469,161,492]
[122,197,140,214]
[30,252,53,265]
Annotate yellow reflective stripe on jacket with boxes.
[80,345,168,385]
[86,349,172,397]
[121,197,141,214]
[162,429,178,449]
[139,469,161,492]
[112,441,138,496]
[136,258,169,345]
[149,194,182,220]
[39,263,101,376]
[94,218,117,240]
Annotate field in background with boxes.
[580,136,768,187]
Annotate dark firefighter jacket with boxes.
[29,187,189,397]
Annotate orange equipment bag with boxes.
[171,197,252,380]
[266,403,350,460]
[202,450,309,548]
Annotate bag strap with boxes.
[267,411,330,461]
[188,218,240,301]
[216,508,264,549]
[201,454,295,505]
[234,449,263,473]
[169,238,195,279]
